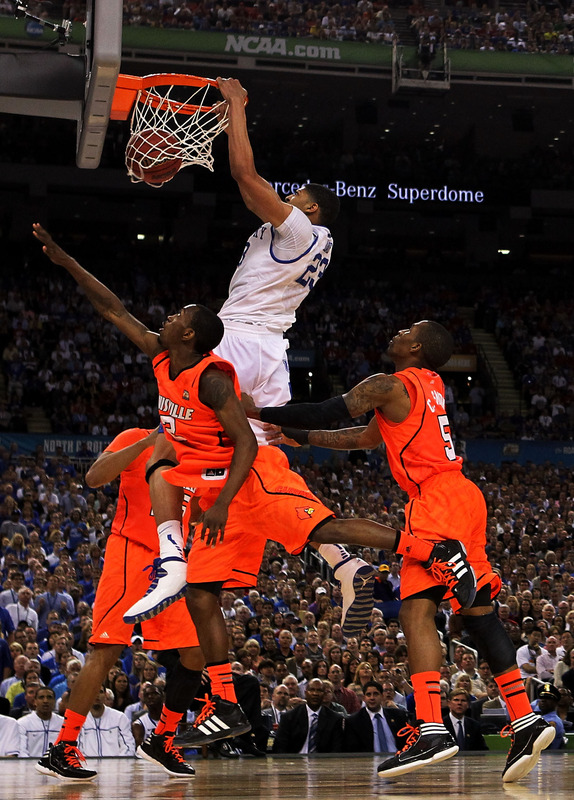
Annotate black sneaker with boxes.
[208,739,241,758]
[35,742,97,782]
[501,716,555,783]
[377,723,459,778]
[172,696,251,747]
[423,540,477,609]
[239,740,267,758]
[138,732,196,777]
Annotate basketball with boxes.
[125,128,183,187]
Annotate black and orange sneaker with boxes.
[35,742,97,781]
[172,695,251,747]
[377,722,458,778]
[501,715,555,782]
[138,733,196,777]
[423,540,477,609]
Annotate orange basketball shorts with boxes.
[186,447,335,584]
[400,470,501,610]
[90,534,198,649]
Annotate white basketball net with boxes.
[127,80,228,179]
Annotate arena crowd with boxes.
[2,0,574,53]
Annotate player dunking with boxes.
[32,225,475,748]
[246,320,554,782]
[36,428,203,781]
[123,76,378,641]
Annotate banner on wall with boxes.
[0,433,111,459]
[2,434,573,468]
[284,439,574,468]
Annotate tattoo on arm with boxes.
[344,374,396,417]
[200,369,235,410]
[310,427,368,449]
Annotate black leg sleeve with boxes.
[463,612,518,676]
[165,660,204,714]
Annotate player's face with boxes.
[387,321,426,359]
[285,187,312,212]
[159,307,194,345]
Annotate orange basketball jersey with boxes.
[153,350,241,488]
[105,428,158,549]
[374,367,462,498]
[104,427,195,549]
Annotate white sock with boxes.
[318,543,353,572]
[512,712,538,731]
[420,722,448,735]
[157,520,185,560]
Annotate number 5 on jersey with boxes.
[438,414,457,461]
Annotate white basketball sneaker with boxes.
[123,556,187,624]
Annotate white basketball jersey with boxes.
[218,206,333,333]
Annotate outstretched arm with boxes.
[244,373,410,428]
[217,77,292,228]
[85,429,160,487]
[33,223,162,360]
[281,417,383,450]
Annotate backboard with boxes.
[0,0,122,168]
[79,0,123,167]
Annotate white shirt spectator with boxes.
[17,710,63,756]
[6,600,39,630]
[536,637,559,682]
[78,707,136,757]
[516,641,542,680]
[0,714,27,756]
[536,649,558,682]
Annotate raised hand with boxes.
[32,223,75,267]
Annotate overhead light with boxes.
[137,234,145,241]
[498,249,510,255]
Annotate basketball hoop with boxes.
[111,73,230,186]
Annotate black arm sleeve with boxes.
[281,428,310,445]
[259,395,350,429]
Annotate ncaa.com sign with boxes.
[225,35,341,60]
